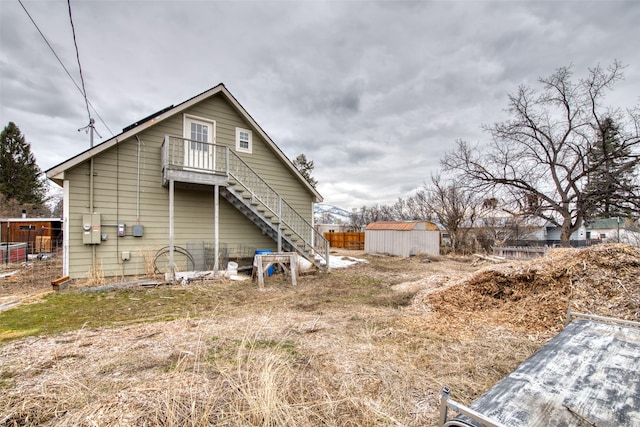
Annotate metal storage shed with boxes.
[364,221,440,257]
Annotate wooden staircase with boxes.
[221,151,330,271]
[161,135,329,271]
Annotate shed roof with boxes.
[365,221,439,231]
[1,218,62,223]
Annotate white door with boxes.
[184,116,215,170]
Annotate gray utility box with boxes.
[82,213,101,245]
[132,224,144,237]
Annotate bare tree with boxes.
[348,204,396,231]
[443,62,640,246]
[417,174,483,253]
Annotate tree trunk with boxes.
[560,224,573,247]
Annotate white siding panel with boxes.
[365,230,439,257]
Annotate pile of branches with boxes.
[423,244,640,333]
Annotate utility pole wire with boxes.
[66,0,90,124]
[17,0,114,136]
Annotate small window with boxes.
[236,127,252,153]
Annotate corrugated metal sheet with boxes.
[456,318,640,426]
[365,221,438,231]
[365,229,439,257]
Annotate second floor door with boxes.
[184,115,216,171]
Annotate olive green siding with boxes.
[64,92,314,278]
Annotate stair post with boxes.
[277,196,282,253]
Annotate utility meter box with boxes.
[117,222,126,237]
[82,213,101,245]
[132,224,144,237]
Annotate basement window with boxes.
[236,127,252,154]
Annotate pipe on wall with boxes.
[135,136,142,222]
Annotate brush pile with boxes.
[421,244,640,333]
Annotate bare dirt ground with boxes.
[0,256,63,308]
[1,244,639,426]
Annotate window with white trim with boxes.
[236,127,252,153]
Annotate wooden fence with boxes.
[324,232,365,250]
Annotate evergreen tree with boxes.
[293,153,318,188]
[584,117,640,219]
[0,122,46,207]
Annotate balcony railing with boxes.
[162,135,229,175]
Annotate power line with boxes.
[17,0,114,136]
[66,0,90,124]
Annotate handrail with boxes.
[226,148,329,267]
[162,135,329,269]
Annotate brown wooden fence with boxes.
[324,232,365,250]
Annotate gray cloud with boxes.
[1,0,639,209]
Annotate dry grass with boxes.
[1,245,638,426]
[0,257,63,301]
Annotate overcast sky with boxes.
[1,0,639,210]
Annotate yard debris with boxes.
[0,270,19,278]
[471,253,506,265]
[420,243,640,333]
[1,245,638,426]
[81,279,165,293]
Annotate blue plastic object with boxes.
[255,249,274,276]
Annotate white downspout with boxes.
[135,136,142,223]
[63,180,70,276]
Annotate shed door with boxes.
[184,116,215,170]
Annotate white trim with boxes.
[63,180,70,277]
[235,127,252,154]
[183,114,216,170]
[183,114,216,142]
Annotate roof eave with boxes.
[218,86,323,202]
[45,83,323,202]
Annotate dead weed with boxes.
[1,245,638,426]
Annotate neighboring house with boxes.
[586,217,640,246]
[0,216,63,263]
[46,84,328,279]
[530,221,588,247]
[315,223,350,235]
[364,221,440,257]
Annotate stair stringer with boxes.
[219,186,327,271]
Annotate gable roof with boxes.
[45,83,322,202]
[587,217,629,230]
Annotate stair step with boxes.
[220,173,328,271]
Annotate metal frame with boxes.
[565,308,640,328]
[438,387,508,427]
[439,311,640,427]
